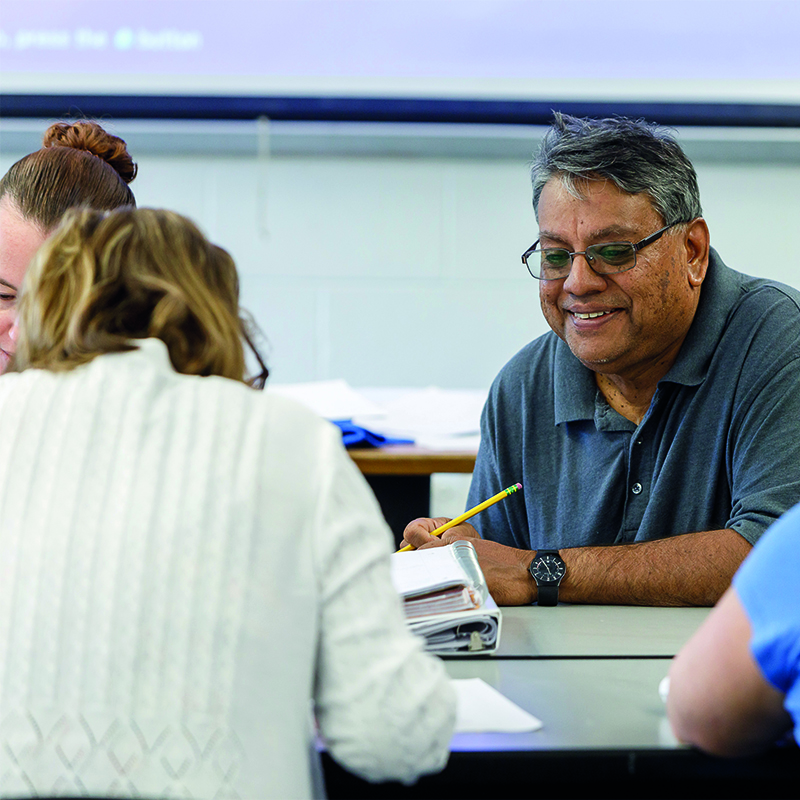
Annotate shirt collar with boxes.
[553,337,597,424]
[103,337,175,372]
[660,248,739,387]
[552,248,738,423]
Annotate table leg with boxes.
[364,474,431,547]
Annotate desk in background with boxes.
[323,605,798,799]
[349,445,477,544]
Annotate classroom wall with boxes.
[3,125,799,391]
[135,150,544,389]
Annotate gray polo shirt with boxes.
[468,249,800,550]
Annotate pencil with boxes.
[397,482,522,552]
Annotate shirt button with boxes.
[631,482,643,495]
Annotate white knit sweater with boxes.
[0,339,454,798]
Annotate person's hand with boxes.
[400,518,535,605]
[399,517,480,551]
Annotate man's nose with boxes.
[562,252,608,294]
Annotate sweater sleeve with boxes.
[310,427,455,784]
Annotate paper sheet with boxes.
[354,386,486,439]
[265,379,383,420]
[452,678,543,733]
[266,380,486,448]
[390,545,471,598]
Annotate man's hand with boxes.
[400,517,480,550]
[400,517,536,605]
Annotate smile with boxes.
[571,310,614,320]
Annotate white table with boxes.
[323,605,798,799]
[491,604,710,658]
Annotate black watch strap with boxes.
[537,581,560,606]
[529,550,566,607]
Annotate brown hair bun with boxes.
[43,121,138,184]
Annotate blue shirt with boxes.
[468,250,800,549]
[734,502,800,745]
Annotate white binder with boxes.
[390,540,502,655]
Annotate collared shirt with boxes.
[468,250,800,550]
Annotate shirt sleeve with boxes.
[734,503,800,701]
[310,426,456,784]
[726,290,800,544]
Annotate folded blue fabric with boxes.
[332,420,414,449]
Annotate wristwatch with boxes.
[528,550,566,606]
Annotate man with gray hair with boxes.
[402,113,800,607]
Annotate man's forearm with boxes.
[557,529,752,607]
[402,518,753,607]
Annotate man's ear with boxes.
[684,218,710,287]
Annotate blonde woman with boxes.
[0,207,454,798]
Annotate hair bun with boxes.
[43,121,138,185]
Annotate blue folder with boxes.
[332,420,414,449]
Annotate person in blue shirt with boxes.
[667,502,800,755]
[401,113,800,607]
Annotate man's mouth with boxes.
[570,310,615,320]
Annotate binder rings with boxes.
[390,540,502,654]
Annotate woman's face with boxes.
[0,195,47,373]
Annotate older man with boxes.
[402,113,800,607]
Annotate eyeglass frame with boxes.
[521,221,689,281]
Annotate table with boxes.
[349,445,477,544]
[445,657,679,752]
[323,606,799,799]
[492,604,711,658]
[348,446,477,476]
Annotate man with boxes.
[401,113,800,607]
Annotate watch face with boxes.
[532,554,566,582]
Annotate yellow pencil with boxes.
[397,482,522,552]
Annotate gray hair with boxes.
[531,113,702,225]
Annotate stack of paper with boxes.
[354,386,485,450]
[265,379,382,420]
[403,585,478,618]
[266,380,485,450]
[390,541,501,654]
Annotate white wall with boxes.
[124,150,544,389]
[3,124,799,392]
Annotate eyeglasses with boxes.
[521,222,685,281]
[241,313,270,390]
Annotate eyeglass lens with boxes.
[531,242,636,279]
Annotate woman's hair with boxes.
[14,206,268,386]
[0,120,137,232]
[530,112,703,225]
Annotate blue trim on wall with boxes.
[2,94,800,127]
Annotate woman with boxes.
[0,119,136,372]
[0,207,454,797]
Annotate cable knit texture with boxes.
[0,339,454,798]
